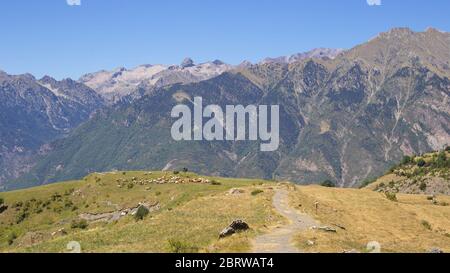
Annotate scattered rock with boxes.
[331,223,346,230]
[18,232,48,247]
[343,249,360,253]
[219,219,250,238]
[219,226,236,238]
[51,228,67,237]
[229,219,249,230]
[80,201,160,223]
[428,248,444,253]
[312,226,337,233]
[228,188,244,195]
[306,240,315,246]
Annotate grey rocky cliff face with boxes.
[0,72,105,189]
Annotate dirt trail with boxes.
[252,188,318,253]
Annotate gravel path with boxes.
[252,188,318,253]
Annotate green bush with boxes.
[320,180,336,187]
[168,239,199,253]
[421,220,432,230]
[417,159,426,167]
[210,180,221,185]
[251,189,264,196]
[182,168,189,173]
[64,199,74,208]
[385,192,397,202]
[401,155,412,165]
[71,219,89,229]
[7,232,17,245]
[433,151,448,168]
[387,165,397,174]
[0,197,4,205]
[173,170,180,175]
[419,182,427,191]
[16,211,29,224]
[134,205,149,221]
[445,146,450,152]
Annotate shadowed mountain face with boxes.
[5,28,450,190]
[0,72,105,189]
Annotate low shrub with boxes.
[251,189,264,196]
[421,220,432,230]
[320,180,336,187]
[7,232,17,245]
[16,211,29,224]
[385,192,397,202]
[419,182,427,191]
[134,205,149,221]
[417,159,426,167]
[401,155,412,165]
[71,219,89,229]
[168,239,199,253]
[210,180,221,185]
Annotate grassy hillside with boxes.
[1,164,449,253]
[289,185,450,253]
[280,149,448,253]
[365,149,450,195]
[0,171,282,253]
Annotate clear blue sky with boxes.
[1,0,449,79]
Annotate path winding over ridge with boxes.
[252,188,318,253]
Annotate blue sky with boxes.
[1,0,449,79]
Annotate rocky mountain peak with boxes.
[261,48,345,64]
[39,75,58,85]
[181,58,195,68]
[212,59,225,65]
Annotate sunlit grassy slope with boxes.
[0,171,281,253]
[290,185,450,253]
[1,169,449,253]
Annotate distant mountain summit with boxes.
[79,50,346,103]
[261,48,345,64]
[79,59,233,103]
[180,57,195,68]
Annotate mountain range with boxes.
[0,72,104,189]
[1,27,449,191]
[79,58,234,103]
